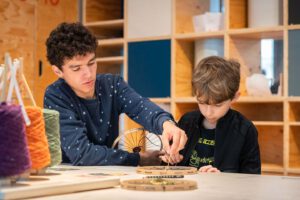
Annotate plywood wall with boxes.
[35,0,78,106]
[0,0,36,104]
[0,0,78,106]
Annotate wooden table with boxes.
[29,166,300,200]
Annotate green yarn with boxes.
[43,109,62,167]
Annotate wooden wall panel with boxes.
[0,0,36,104]
[34,0,78,106]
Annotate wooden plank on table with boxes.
[0,167,120,200]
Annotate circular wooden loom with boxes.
[121,178,197,191]
[112,128,162,153]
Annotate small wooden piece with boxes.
[136,166,197,175]
[144,175,184,179]
[121,178,197,191]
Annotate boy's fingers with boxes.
[162,135,171,154]
[199,165,212,172]
[170,132,180,154]
[178,132,187,151]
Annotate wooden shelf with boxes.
[237,96,284,103]
[84,0,300,176]
[84,19,124,29]
[288,97,300,102]
[228,26,284,39]
[127,36,171,43]
[96,56,123,64]
[289,122,300,126]
[287,168,300,174]
[288,25,300,30]
[98,38,124,46]
[149,98,171,103]
[174,97,196,103]
[262,163,284,173]
[175,31,225,41]
[253,121,284,126]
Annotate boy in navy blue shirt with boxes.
[44,22,186,166]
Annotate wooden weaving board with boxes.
[121,178,197,191]
[136,166,198,175]
[0,166,120,200]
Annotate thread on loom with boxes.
[0,102,31,177]
[43,109,62,166]
[25,106,50,170]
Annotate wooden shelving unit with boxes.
[83,0,300,175]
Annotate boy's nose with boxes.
[83,66,92,78]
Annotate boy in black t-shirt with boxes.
[164,56,261,174]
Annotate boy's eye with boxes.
[72,67,80,71]
[215,104,223,107]
[88,62,95,66]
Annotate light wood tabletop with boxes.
[27,166,300,200]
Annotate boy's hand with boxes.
[199,165,220,173]
[138,150,164,166]
[162,121,187,155]
[160,153,183,165]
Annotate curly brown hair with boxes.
[46,22,97,70]
[192,56,240,104]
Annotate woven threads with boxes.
[0,102,31,177]
[43,109,62,166]
[25,106,50,170]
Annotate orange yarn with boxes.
[25,106,50,170]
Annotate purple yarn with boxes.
[0,102,31,177]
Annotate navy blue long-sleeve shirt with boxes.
[44,74,173,166]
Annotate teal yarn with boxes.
[43,109,62,166]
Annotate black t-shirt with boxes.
[188,126,215,169]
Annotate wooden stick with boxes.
[0,53,9,102]
[19,57,37,106]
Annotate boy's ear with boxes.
[232,91,240,103]
[52,65,63,78]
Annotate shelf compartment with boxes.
[96,43,123,58]
[228,36,283,96]
[289,0,300,25]
[85,20,124,39]
[175,38,224,97]
[229,0,283,29]
[96,62,123,75]
[232,102,283,121]
[289,126,300,169]
[289,102,300,122]
[288,30,300,96]
[175,0,224,34]
[128,40,171,98]
[174,102,198,121]
[257,125,284,169]
[127,0,172,39]
[84,0,123,23]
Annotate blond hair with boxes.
[192,56,240,104]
